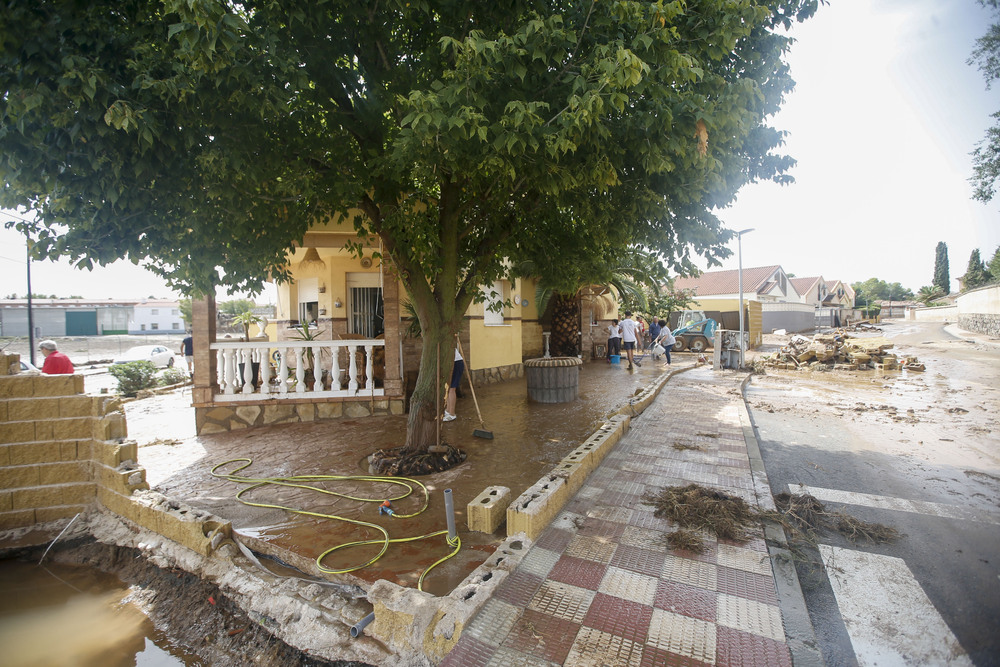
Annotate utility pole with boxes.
[26,239,36,367]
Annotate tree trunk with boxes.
[550,293,580,357]
[402,324,456,454]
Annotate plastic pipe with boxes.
[350,611,375,638]
[444,488,456,542]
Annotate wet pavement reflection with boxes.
[135,355,688,596]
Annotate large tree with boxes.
[970,0,1000,202]
[1,0,818,452]
[933,241,950,295]
[963,249,991,290]
[851,278,914,305]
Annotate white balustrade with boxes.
[209,339,385,402]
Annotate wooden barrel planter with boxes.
[524,357,583,403]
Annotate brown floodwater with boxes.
[136,357,679,596]
[0,559,199,666]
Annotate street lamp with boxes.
[736,228,754,368]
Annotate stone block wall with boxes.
[195,397,406,434]
[0,371,144,530]
[959,313,1000,337]
[468,362,523,387]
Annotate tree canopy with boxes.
[970,0,1000,202]
[933,241,950,295]
[1,0,819,449]
[962,248,991,290]
[851,278,914,304]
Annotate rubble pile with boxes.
[761,332,925,372]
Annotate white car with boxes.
[19,359,40,374]
[114,345,176,368]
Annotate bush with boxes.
[159,367,189,386]
[108,361,158,397]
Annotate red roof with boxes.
[790,276,823,296]
[673,265,783,296]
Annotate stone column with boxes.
[381,277,403,396]
[191,294,217,405]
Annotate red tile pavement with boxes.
[442,367,792,666]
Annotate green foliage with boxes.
[969,1,1000,202]
[933,241,950,295]
[989,246,1000,281]
[963,249,991,289]
[645,283,697,321]
[108,361,158,397]
[177,298,192,325]
[231,310,264,339]
[218,299,256,316]
[159,367,189,386]
[851,278,914,304]
[916,285,946,306]
[0,0,820,447]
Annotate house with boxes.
[823,280,855,309]
[790,276,827,307]
[672,265,811,339]
[129,300,185,334]
[188,216,556,434]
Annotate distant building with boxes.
[0,298,183,337]
[129,300,185,334]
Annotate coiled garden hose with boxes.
[210,458,461,591]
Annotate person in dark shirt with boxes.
[39,340,74,374]
[181,332,194,375]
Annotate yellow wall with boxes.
[275,247,382,323]
[691,297,741,312]
[467,277,524,370]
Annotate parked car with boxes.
[114,345,176,368]
[19,359,40,374]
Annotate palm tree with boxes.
[916,285,946,306]
[520,247,669,357]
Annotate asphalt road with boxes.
[746,321,1000,667]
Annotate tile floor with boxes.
[441,367,791,666]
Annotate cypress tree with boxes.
[933,242,950,295]
[964,249,990,290]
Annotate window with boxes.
[483,280,509,326]
[141,324,146,331]
[172,309,179,316]
[297,277,319,324]
[151,309,159,315]
[151,323,159,330]
[172,323,180,329]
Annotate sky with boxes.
[1,0,998,301]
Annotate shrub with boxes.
[108,361,158,397]
[159,367,189,386]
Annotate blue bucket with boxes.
[609,354,620,364]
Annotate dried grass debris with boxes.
[663,528,708,554]
[642,484,758,542]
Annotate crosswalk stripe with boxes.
[792,484,1000,526]
[819,545,972,666]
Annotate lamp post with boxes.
[736,228,754,369]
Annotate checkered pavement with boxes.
[442,367,791,666]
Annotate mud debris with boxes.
[774,492,902,545]
[642,484,760,543]
[758,331,925,372]
[369,444,467,476]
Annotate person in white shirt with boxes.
[619,311,640,370]
[607,319,622,361]
[655,320,676,365]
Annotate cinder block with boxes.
[467,486,511,534]
[0,465,41,489]
[95,463,147,494]
[0,509,36,530]
[94,412,126,441]
[0,445,9,467]
[58,396,96,418]
[506,475,567,541]
[52,417,92,440]
[0,400,7,422]
[12,486,63,509]
[0,376,34,399]
[38,461,89,486]
[7,398,57,421]
[32,375,78,398]
[33,420,54,441]
[0,421,34,445]
[551,459,588,496]
[0,490,12,511]
[61,440,83,461]
[35,505,89,523]
[9,442,63,465]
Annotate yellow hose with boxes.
[210,458,461,591]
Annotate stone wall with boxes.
[468,362,523,386]
[195,397,406,434]
[958,313,1000,337]
[0,353,143,530]
[956,284,1000,337]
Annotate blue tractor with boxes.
[671,310,718,353]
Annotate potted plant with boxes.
[291,321,326,389]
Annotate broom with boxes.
[455,337,493,439]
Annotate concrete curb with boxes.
[740,373,825,667]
